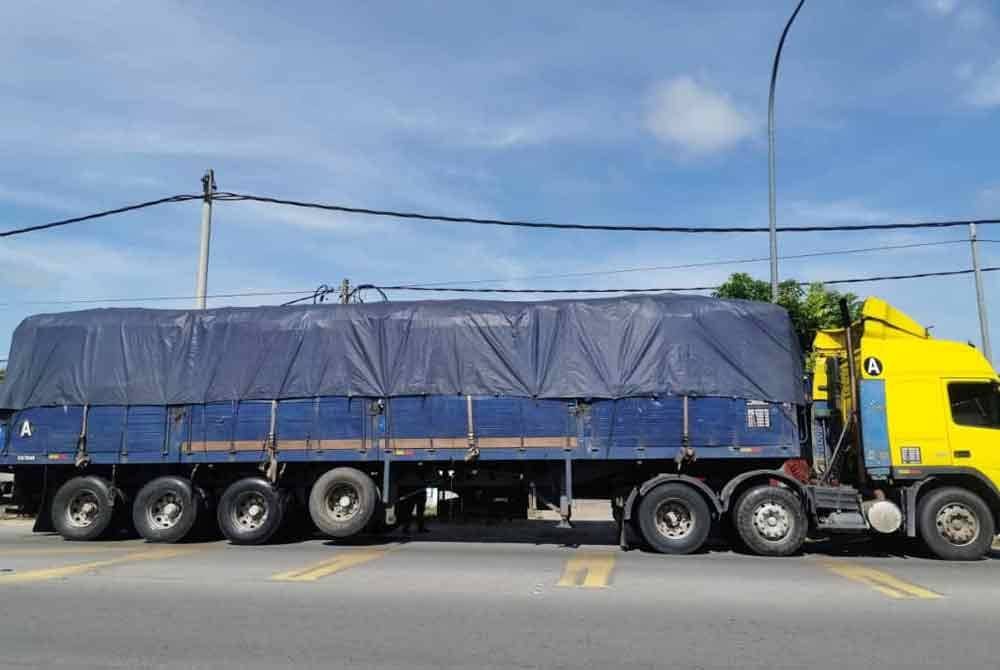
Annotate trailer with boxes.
[0,294,997,559]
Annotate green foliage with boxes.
[713,273,862,350]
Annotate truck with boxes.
[0,294,996,559]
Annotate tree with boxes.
[713,273,861,350]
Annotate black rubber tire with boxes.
[132,476,200,543]
[732,485,807,557]
[308,467,377,538]
[918,486,995,561]
[217,477,286,545]
[637,483,712,555]
[51,476,116,541]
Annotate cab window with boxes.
[948,382,1000,428]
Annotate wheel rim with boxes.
[232,491,269,531]
[326,483,361,522]
[148,491,184,530]
[935,502,980,547]
[66,489,102,529]
[654,498,694,540]
[751,500,792,542]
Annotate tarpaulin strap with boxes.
[464,395,479,462]
[74,405,90,468]
[675,396,696,471]
[262,400,279,483]
[310,396,320,452]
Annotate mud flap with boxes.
[31,467,55,533]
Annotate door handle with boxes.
[954,450,971,459]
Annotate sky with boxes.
[1,0,999,359]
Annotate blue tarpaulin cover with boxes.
[0,294,804,409]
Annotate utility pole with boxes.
[767,0,806,302]
[969,222,992,363]
[195,169,216,310]
[339,278,351,305]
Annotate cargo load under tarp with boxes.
[0,294,803,409]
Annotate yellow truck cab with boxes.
[812,298,1000,559]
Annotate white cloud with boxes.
[921,0,960,15]
[963,59,1000,107]
[783,199,901,226]
[644,77,755,156]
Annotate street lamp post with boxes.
[768,0,806,303]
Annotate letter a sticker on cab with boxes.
[863,357,883,377]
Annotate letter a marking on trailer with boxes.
[863,357,883,377]
[19,420,32,438]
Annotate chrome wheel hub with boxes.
[654,500,694,540]
[149,493,184,530]
[328,484,360,521]
[936,503,979,546]
[66,491,101,528]
[234,492,269,531]
[752,501,791,541]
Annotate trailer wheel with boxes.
[732,485,807,557]
[918,487,995,561]
[217,477,286,545]
[132,476,200,543]
[637,483,712,554]
[51,476,116,541]
[308,467,377,538]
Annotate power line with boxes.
[1,265,996,308]
[3,190,999,238]
[372,266,1000,295]
[0,194,201,238]
[0,289,316,308]
[217,191,1000,234]
[397,239,971,287]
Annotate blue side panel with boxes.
[5,406,83,464]
[388,396,466,460]
[607,397,683,460]
[124,406,171,462]
[276,397,375,462]
[235,401,270,446]
[690,398,798,458]
[86,406,125,463]
[183,401,262,463]
[587,400,616,459]
[860,380,891,478]
[473,397,522,444]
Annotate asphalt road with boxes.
[0,518,998,670]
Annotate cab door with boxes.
[942,379,1000,490]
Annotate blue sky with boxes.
[1,1,999,358]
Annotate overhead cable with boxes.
[399,239,972,287]
[0,194,201,238]
[2,265,997,308]
[372,266,1000,295]
[216,191,1000,234]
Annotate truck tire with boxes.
[732,485,807,557]
[132,476,201,543]
[51,476,116,541]
[217,477,286,545]
[637,483,712,554]
[308,467,377,538]
[918,487,995,561]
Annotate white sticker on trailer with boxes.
[19,420,32,438]
[746,402,770,429]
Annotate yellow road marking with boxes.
[0,546,139,557]
[0,546,202,584]
[271,549,388,582]
[556,552,616,589]
[820,561,942,600]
